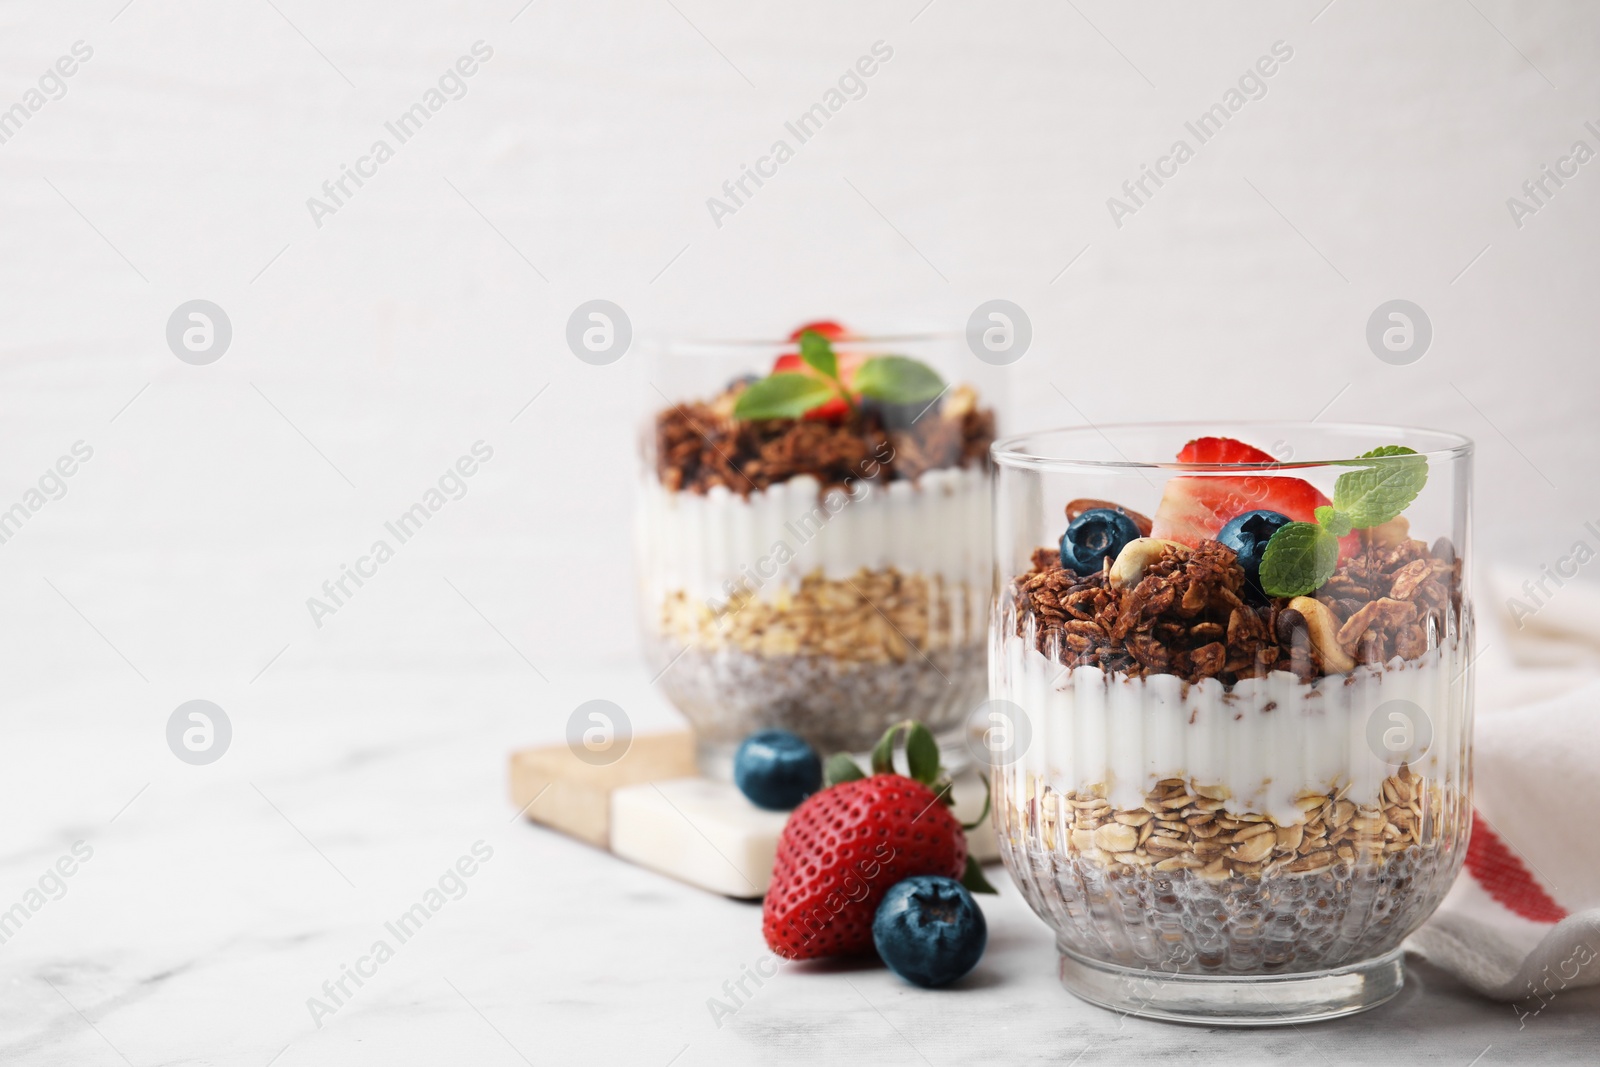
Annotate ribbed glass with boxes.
[986,422,1473,1021]
[636,333,999,774]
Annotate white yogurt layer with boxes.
[637,466,991,604]
[1000,640,1472,827]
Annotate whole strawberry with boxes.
[762,721,993,960]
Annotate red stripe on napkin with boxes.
[1465,812,1567,924]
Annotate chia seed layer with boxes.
[996,775,1469,975]
[648,635,985,755]
[1007,842,1462,974]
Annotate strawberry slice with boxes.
[788,320,850,341]
[1153,475,1360,561]
[1152,475,1329,548]
[1158,436,1358,558]
[1177,436,1278,465]
[771,348,863,420]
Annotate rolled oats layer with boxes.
[656,567,986,663]
[649,565,986,752]
[1024,769,1451,880]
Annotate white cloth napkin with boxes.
[1406,572,1600,1017]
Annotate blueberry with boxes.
[1217,509,1292,597]
[1059,507,1141,575]
[872,875,987,988]
[733,729,821,811]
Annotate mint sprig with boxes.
[1313,505,1352,538]
[732,373,837,420]
[732,330,946,421]
[853,355,945,405]
[1258,445,1428,597]
[1259,521,1341,598]
[1331,446,1428,528]
[798,329,837,379]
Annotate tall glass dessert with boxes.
[988,423,1473,1024]
[639,323,997,775]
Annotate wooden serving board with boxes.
[509,731,998,899]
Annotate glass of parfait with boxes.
[986,423,1473,1025]
[637,322,1000,776]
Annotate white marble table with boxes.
[5,662,1597,1067]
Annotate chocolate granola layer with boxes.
[1009,519,1463,684]
[655,385,995,495]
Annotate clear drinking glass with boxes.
[637,332,999,776]
[986,422,1473,1025]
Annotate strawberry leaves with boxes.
[961,855,998,895]
[823,752,867,787]
[832,719,997,895]
[871,719,942,784]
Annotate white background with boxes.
[2,0,1598,677]
[2,1,1598,1064]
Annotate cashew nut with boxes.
[1287,596,1356,673]
[941,384,977,420]
[1108,537,1189,590]
[1364,515,1410,551]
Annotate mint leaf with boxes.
[824,753,865,787]
[797,330,837,380]
[1314,506,1353,538]
[732,373,836,420]
[1348,445,1421,461]
[1332,446,1428,528]
[1259,521,1341,597]
[852,355,945,406]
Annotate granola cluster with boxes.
[654,385,995,495]
[1317,528,1459,664]
[1012,520,1462,683]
